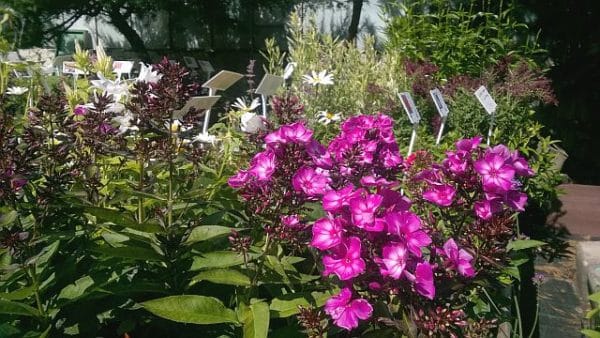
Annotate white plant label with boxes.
[112,61,134,75]
[62,61,85,75]
[202,70,244,91]
[398,92,421,124]
[474,86,497,115]
[430,88,449,117]
[183,57,198,69]
[255,74,284,97]
[197,60,214,74]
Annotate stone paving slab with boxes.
[549,184,600,239]
[536,242,584,338]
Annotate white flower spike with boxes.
[283,62,297,80]
[6,86,29,95]
[137,63,162,84]
[302,70,334,86]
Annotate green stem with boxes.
[27,266,47,321]
[514,292,523,337]
[527,302,539,338]
[138,158,144,223]
[167,114,174,229]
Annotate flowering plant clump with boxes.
[230,114,535,336]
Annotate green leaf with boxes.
[141,295,239,325]
[58,275,94,300]
[185,225,235,245]
[0,286,35,301]
[589,291,600,304]
[0,299,40,317]
[190,251,258,271]
[270,291,334,318]
[85,206,160,233]
[582,329,600,338]
[190,269,251,286]
[0,210,17,228]
[90,245,162,261]
[243,300,270,338]
[507,239,546,251]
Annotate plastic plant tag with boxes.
[183,57,199,69]
[62,61,85,75]
[202,70,243,91]
[255,74,284,97]
[112,61,134,75]
[474,86,497,115]
[430,88,449,117]
[398,92,421,124]
[174,96,221,119]
[197,60,215,74]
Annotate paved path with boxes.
[537,184,600,337]
[549,184,600,239]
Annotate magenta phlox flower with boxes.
[249,150,276,181]
[443,150,469,175]
[503,190,528,211]
[379,189,411,212]
[74,105,88,116]
[264,129,286,146]
[414,262,435,299]
[380,145,403,168]
[422,184,456,207]
[357,140,378,164]
[281,214,302,229]
[228,170,250,188]
[360,175,397,188]
[474,153,515,193]
[342,115,375,133]
[325,287,373,330]
[489,144,511,160]
[349,193,383,230]
[323,236,366,280]
[379,243,408,279]
[385,211,431,257]
[311,217,344,250]
[473,199,502,220]
[306,139,333,169]
[292,166,331,197]
[456,136,482,152]
[510,151,535,177]
[323,185,356,212]
[441,238,475,277]
[412,168,442,183]
[281,122,313,144]
[98,122,114,134]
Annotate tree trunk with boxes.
[107,7,150,61]
[347,0,363,42]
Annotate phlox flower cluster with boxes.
[229,114,534,333]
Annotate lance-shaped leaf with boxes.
[141,295,239,325]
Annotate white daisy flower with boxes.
[302,70,334,86]
[240,112,266,134]
[232,97,260,113]
[165,119,192,133]
[6,86,28,95]
[316,110,342,125]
